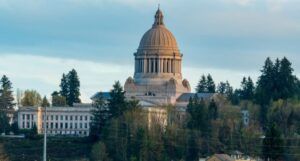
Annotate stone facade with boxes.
[18,104,93,137]
[125,8,191,107]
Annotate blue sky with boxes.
[0,0,300,102]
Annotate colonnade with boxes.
[135,58,181,74]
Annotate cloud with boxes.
[0,53,132,103]
[221,0,256,6]
[0,53,267,103]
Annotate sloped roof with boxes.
[208,154,234,161]
[176,93,215,102]
[90,92,111,101]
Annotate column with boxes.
[171,59,174,73]
[157,58,160,73]
[141,59,144,73]
[163,59,166,73]
[135,59,137,73]
[144,58,147,73]
[155,58,158,73]
[168,59,172,73]
[139,59,141,73]
[179,61,181,73]
[161,58,163,73]
[148,59,150,73]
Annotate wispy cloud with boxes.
[0,53,132,102]
[0,53,266,103]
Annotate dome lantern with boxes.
[153,8,164,27]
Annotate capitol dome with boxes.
[138,8,179,51]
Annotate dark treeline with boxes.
[90,57,300,161]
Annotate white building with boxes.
[241,110,249,127]
[18,103,93,137]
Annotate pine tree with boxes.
[278,57,296,99]
[90,93,110,141]
[108,81,127,118]
[256,57,274,105]
[186,131,199,161]
[66,69,81,106]
[0,111,9,134]
[217,82,226,94]
[206,74,216,93]
[0,75,15,109]
[262,123,284,161]
[196,74,215,93]
[41,96,50,107]
[59,74,68,99]
[208,99,218,120]
[240,76,254,100]
[196,75,207,93]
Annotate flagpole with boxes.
[43,105,47,161]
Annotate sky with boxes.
[1,0,300,102]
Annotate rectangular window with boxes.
[85,116,87,121]
[55,123,58,129]
[70,116,73,121]
[80,116,82,121]
[75,116,78,120]
[56,116,58,120]
[66,116,68,121]
[22,122,25,128]
[65,123,68,129]
[51,115,53,120]
[51,123,53,129]
[84,123,87,128]
[60,123,63,128]
[75,123,77,129]
[60,115,63,120]
[80,123,82,129]
[70,123,73,129]
[22,114,25,120]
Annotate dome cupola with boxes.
[138,8,179,51]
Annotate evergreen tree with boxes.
[187,95,208,132]
[41,96,50,107]
[90,93,109,141]
[196,75,207,93]
[28,123,38,139]
[186,131,199,161]
[0,111,9,134]
[196,74,216,93]
[206,74,216,93]
[66,69,81,106]
[59,74,68,99]
[262,123,284,161]
[10,122,19,135]
[278,57,296,99]
[240,77,255,100]
[0,75,15,109]
[208,99,218,120]
[217,82,226,94]
[256,57,275,105]
[107,81,127,118]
